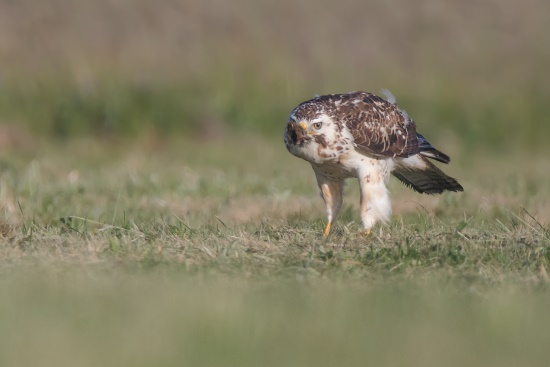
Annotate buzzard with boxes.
[284,91,463,237]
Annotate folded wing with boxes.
[341,92,462,194]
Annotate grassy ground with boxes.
[1,137,549,366]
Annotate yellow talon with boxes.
[361,228,371,237]
[323,221,332,238]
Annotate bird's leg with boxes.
[316,176,344,239]
[323,221,332,239]
[358,173,391,236]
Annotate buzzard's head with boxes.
[284,106,344,164]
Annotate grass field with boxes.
[1,137,549,366]
[1,0,550,366]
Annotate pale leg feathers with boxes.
[359,181,391,231]
[358,162,392,232]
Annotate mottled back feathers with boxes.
[291,91,419,159]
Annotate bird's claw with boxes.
[360,228,372,237]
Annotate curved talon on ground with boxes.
[360,228,372,238]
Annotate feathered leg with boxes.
[358,170,392,234]
[313,170,344,238]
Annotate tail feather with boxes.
[417,133,450,164]
[393,155,463,194]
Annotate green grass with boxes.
[1,137,549,366]
[2,136,549,277]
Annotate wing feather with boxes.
[338,92,419,158]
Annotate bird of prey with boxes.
[284,91,463,237]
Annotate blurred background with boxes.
[1,0,549,150]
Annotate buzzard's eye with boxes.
[312,122,322,130]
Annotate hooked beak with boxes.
[286,120,308,145]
